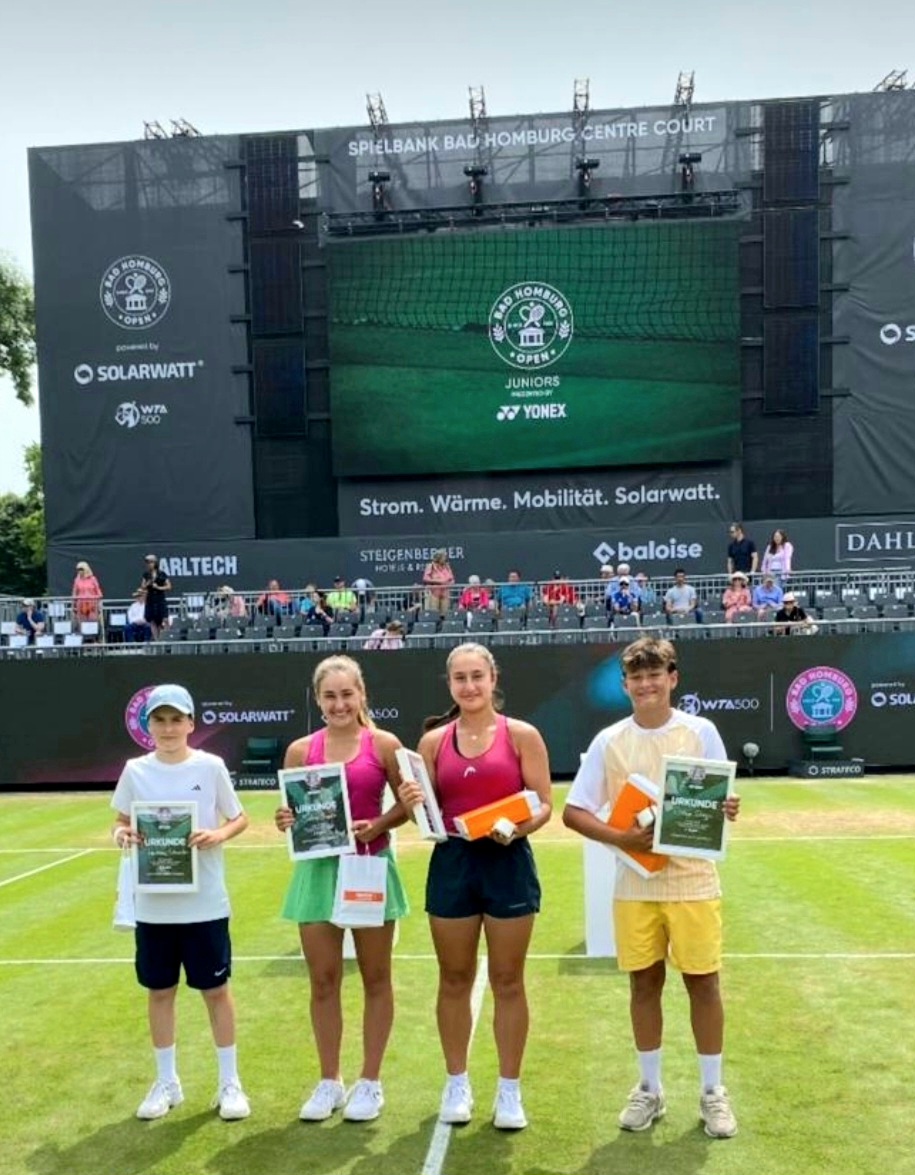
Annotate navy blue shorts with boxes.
[135,918,232,991]
[425,836,541,920]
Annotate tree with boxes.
[0,255,35,405]
[0,443,45,596]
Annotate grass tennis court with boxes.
[3,779,915,1175]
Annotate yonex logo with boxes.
[496,405,521,421]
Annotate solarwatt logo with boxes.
[489,282,574,369]
[878,323,915,345]
[74,360,203,385]
[100,255,171,329]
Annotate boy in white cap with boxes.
[110,684,251,1121]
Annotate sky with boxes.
[1,0,912,493]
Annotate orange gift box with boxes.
[607,774,667,878]
[453,790,542,840]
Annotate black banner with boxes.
[1,634,913,787]
[29,137,255,545]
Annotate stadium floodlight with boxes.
[368,171,391,219]
[463,165,487,214]
[575,157,600,205]
[678,151,702,195]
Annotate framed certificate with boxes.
[278,764,355,860]
[131,801,198,892]
[652,755,736,861]
[395,748,447,842]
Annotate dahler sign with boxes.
[835,522,915,563]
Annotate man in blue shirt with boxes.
[497,569,533,612]
[15,599,47,644]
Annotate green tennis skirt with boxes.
[281,847,410,925]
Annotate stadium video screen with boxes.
[327,220,740,477]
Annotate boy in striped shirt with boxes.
[563,637,740,1138]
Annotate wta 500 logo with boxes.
[786,666,858,731]
[489,282,573,369]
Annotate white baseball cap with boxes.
[145,684,195,718]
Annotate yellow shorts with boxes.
[613,899,722,974]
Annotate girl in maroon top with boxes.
[399,642,552,1132]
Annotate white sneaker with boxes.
[299,1078,346,1121]
[343,1078,384,1122]
[618,1083,666,1131]
[699,1085,738,1138]
[215,1081,251,1120]
[136,1079,184,1120]
[439,1078,473,1124]
[493,1086,527,1130]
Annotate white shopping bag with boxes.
[113,852,136,932]
[331,853,388,929]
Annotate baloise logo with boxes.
[100,255,171,330]
[489,282,573,369]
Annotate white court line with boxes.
[3,950,914,968]
[0,849,93,888]
[420,961,489,1175]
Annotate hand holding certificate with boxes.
[131,801,198,892]
[395,748,447,842]
[652,755,736,861]
[278,764,355,860]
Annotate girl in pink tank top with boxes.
[275,655,410,1124]
[398,642,553,1132]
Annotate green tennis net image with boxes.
[326,220,741,477]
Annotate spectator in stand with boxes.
[722,572,754,623]
[72,561,103,623]
[775,592,815,635]
[298,585,332,635]
[635,573,657,612]
[663,569,700,621]
[138,555,172,640]
[213,585,248,622]
[351,577,376,618]
[327,576,357,616]
[257,579,291,619]
[611,577,641,619]
[543,571,578,620]
[497,570,533,613]
[726,523,758,577]
[15,598,46,643]
[364,620,405,650]
[423,550,455,616]
[761,529,793,584]
[459,575,492,612]
[126,591,152,643]
[752,573,783,618]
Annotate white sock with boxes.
[447,1070,470,1088]
[154,1045,177,1085]
[699,1053,722,1092]
[216,1044,239,1087]
[637,1048,663,1093]
[497,1077,521,1095]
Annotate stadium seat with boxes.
[439,617,468,636]
[612,614,640,632]
[701,609,726,626]
[815,592,841,610]
[495,616,523,632]
[552,630,580,646]
[801,724,843,760]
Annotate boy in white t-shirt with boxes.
[111,684,250,1121]
[563,637,741,1139]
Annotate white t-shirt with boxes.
[567,709,727,901]
[111,749,244,924]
